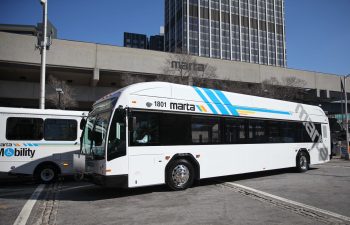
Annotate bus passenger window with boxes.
[191,117,220,144]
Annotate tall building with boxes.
[164,0,286,67]
[124,32,148,49]
[149,35,165,51]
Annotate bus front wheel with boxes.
[296,151,309,173]
[166,159,195,191]
[35,164,58,184]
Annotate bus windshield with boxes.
[81,111,111,159]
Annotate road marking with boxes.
[59,184,94,192]
[0,190,37,198]
[318,164,350,169]
[13,184,45,225]
[222,182,350,223]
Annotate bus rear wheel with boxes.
[166,159,194,191]
[296,151,309,173]
[35,164,58,184]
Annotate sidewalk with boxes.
[326,157,350,167]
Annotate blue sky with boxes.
[0,0,349,76]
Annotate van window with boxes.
[44,119,77,141]
[6,117,43,140]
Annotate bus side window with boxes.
[130,112,160,146]
[44,119,77,141]
[6,117,43,140]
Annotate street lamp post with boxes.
[39,0,48,109]
[343,74,350,160]
[55,88,64,109]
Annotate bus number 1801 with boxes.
[154,101,166,108]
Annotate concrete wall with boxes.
[0,80,116,102]
[0,31,345,92]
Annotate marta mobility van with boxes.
[0,107,87,183]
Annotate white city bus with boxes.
[0,107,88,183]
[74,82,330,190]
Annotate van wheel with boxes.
[35,165,58,184]
[296,151,309,173]
[166,159,194,191]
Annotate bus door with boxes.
[127,111,164,187]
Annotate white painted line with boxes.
[13,184,45,225]
[224,182,350,223]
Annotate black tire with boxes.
[296,151,309,173]
[35,164,58,184]
[166,159,195,191]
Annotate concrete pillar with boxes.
[91,67,99,87]
[316,89,320,98]
[326,90,330,98]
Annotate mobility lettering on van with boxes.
[0,147,35,158]
[0,143,36,158]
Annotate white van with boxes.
[0,107,87,183]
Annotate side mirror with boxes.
[80,118,86,130]
[115,106,126,122]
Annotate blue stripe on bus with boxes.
[193,87,218,114]
[214,90,239,116]
[202,88,230,115]
[193,86,291,116]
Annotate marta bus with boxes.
[74,82,330,190]
[0,107,88,183]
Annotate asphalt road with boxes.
[1,159,350,225]
[0,177,37,225]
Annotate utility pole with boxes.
[39,0,48,109]
[344,75,350,160]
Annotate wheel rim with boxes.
[299,155,308,170]
[41,168,54,182]
[171,164,190,188]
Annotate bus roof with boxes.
[0,107,88,117]
[96,82,327,122]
